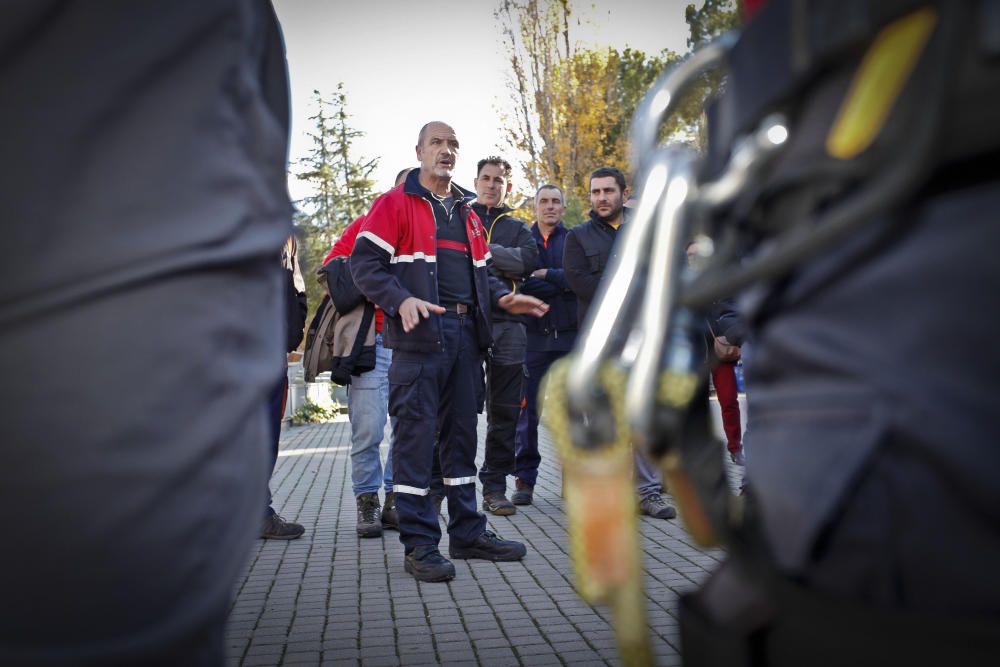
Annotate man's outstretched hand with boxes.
[399,296,446,332]
[498,293,549,318]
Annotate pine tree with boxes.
[293,85,379,324]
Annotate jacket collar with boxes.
[404,168,475,203]
[587,207,628,231]
[532,220,567,242]
[471,201,514,218]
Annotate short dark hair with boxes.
[589,166,626,192]
[535,184,563,200]
[477,156,512,180]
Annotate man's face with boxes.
[416,122,459,180]
[535,188,566,227]
[590,176,624,223]
[475,163,509,208]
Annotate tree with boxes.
[497,0,681,221]
[685,0,741,49]
[294,85,379,324]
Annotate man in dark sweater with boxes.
[564,167,677,520]
[471,157,538,515]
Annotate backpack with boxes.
[321,255,365,314]
[301,295,376,385]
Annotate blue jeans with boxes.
[634,447,663,500]
[348,333,395,496]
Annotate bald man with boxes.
[351,122,548,582]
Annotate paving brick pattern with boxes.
[226,416,738,666]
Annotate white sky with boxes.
[273,0,691,202]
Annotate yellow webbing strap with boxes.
[543,359,652,667]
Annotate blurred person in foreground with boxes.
[1,2,293,663]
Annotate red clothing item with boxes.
[712,361,742,454]
[324,214,384,332]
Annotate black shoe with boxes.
[404,546,456,582]
[449,530,526,562]
[260,513,305,540]
[511,479,533,506]
[381,491,399,531]
[639,493,677,520]
[482,491,516,516]
[356,492,383,538]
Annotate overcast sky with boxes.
[273,0,691,201]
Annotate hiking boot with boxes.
[449,530,526,561]
[404,546,455,582]
[260,513,305,540]
[482,491,516,516]
[381,491,399,531]
[511,479,534,506]
[639,494,677,520]
[356,492,383,538]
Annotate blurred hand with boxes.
[399,296,445,332]
[498,293,549,318]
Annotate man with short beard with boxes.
[563,167,677,521]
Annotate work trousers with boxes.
[514,349,566,487]
[479,360,524,493]
[388,313,487,551]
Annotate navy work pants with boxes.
[389,313,487,551]
[479,360,524,493]
[514,349,567,487]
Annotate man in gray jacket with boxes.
[471,157,538,515]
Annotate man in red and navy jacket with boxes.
[351,121,548,583]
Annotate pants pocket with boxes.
[388,360,430,421]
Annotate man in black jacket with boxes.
[472,157,538,515]
[515,185,578,505]
[564,167,676,520]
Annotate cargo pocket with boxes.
[388,360,429,421]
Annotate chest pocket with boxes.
[586,252,603,274]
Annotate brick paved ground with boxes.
[226,411,741,666]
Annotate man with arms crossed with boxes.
[563,167,677,520]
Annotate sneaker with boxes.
[356,492,383,538]
[639,494,677,520]
[482,491,516,516]
[260,513,305,540]
[511,479,533,506]
[381,491,399,531]
[730,449,746,466]
[404,546,456,582]
[449,530,526,561]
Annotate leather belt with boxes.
[441,302,471,314]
